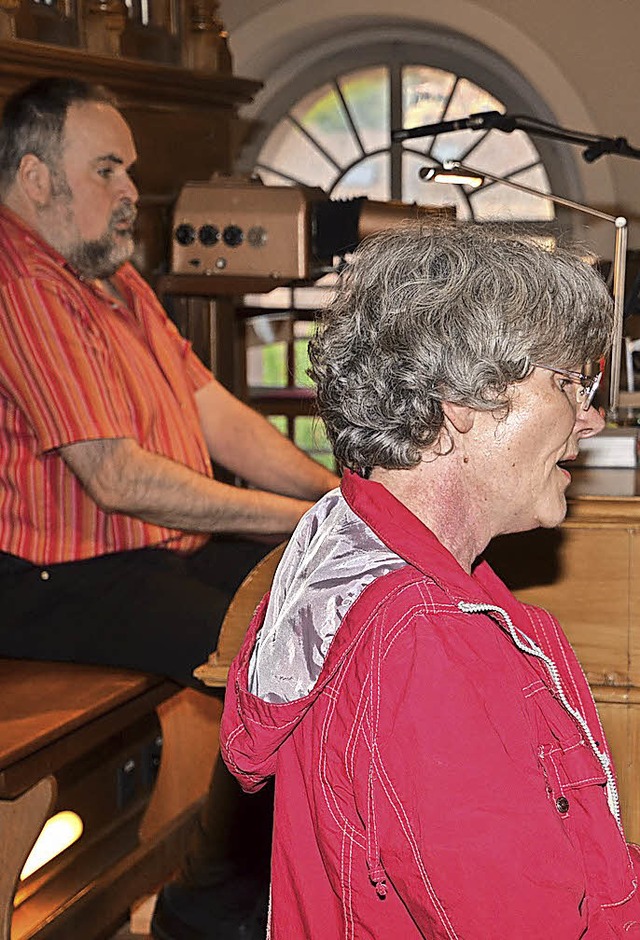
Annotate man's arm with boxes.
[60,437,314,535]
[194,379,339,500]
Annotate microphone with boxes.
[391,110,509,143]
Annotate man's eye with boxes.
[97,167,113,179]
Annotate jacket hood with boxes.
[220,480,409,789]
[221,470,623,916]
[221,470,514,789]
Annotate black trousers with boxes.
[0,538,274,930]
[0,538,270,686]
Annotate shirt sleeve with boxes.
[168,321,214,392]
[350,609,598,940]
[118,264,214,394]
[0,276,141,453]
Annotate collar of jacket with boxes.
[340,468,545,644]
[343,469,495,595]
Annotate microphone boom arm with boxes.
[392,111,640,163]
[439,160,628,417]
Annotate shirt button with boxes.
[556,796,570,814]
[40,570,50,581]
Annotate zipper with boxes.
[458,601,621,826]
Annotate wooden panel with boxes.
[139,688,221,841]
[0,778,55,940]
[0,662,179,799]
[486,526,631,686]
[596,701,640,844]
[629,529,640,687]
[0,662,161,770]
[10,800,198,940]
[194,542,286,688]
[120,105,231,196]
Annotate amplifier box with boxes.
[171,177,327,280]
[171,175,455,280]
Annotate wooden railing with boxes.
[0,0,232,72]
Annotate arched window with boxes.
[254,63,554,221]
[239,32,577,465]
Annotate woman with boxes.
[220,222,640,938]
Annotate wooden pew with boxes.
[0,543,285,940]
[0,662,221,940]
[194,543,286,689]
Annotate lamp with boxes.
[421,159,628,420]
[20,810,84,880]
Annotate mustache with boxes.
[111,201,138,227]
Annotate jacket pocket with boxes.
[527,680,637,909]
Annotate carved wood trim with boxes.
[0,39,260,107]
[0,777,56,940]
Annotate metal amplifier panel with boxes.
[171,178,317,280]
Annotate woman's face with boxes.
[471,365,604,537]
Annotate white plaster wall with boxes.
[219,0,640,245]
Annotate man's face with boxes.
[39,101,139,279]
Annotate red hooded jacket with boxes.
[221,470,640,938]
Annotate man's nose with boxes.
[120,174,138,203]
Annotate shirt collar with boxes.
[0,203,132,305]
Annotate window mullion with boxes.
[390,63,403,201]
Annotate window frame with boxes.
[237,25,584,226]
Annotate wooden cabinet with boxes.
[486,468,640,841]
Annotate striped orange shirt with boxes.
[0,206,213,564]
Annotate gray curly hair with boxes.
[308,220,613,472]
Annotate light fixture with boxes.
[20,810,84,880]
[422,159,628,419]
[419,167,483,188]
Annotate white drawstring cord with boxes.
[458,601,621,825]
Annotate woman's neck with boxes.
[369,456,493,574]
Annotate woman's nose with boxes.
[576,404,606,439]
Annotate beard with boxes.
[63,203,137,280]
[42,170,138,280]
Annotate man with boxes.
[0,77,338,939]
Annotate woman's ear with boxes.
[442,400,476,434]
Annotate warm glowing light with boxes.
[20,811,84,880]
[419,166,484,188]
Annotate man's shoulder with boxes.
[0,214,67,290]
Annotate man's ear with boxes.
[16,154,52,207]
[442,400,476,434]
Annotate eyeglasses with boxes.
[533,364,602,411]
